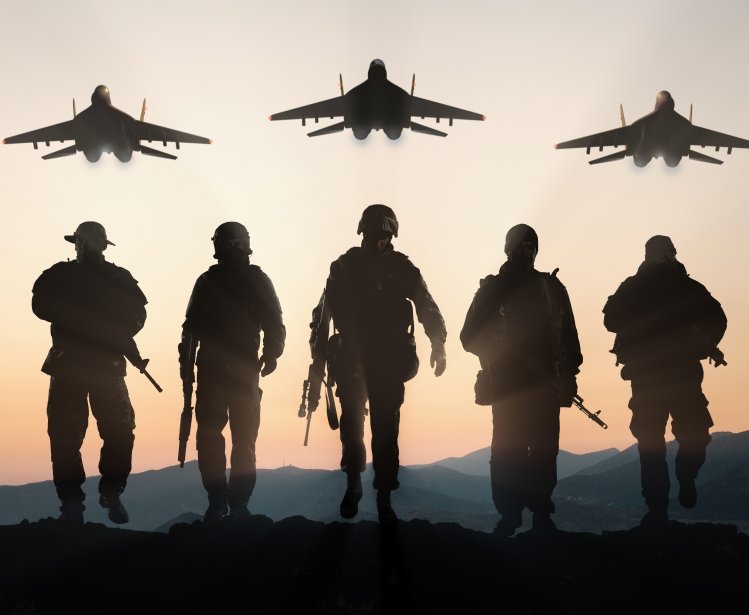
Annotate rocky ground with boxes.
[0,516,746,614]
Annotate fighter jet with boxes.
[3,85,211,162]
[269,59,485,139]
[555,91,749,166]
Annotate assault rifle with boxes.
[123,338,163,393]
[692,325,727,368]
[298,358,338,446]
[517,352,608,430]
[178,335,197,467]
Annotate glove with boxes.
[259,355,277,377]
[558,372,577,407]
[430,343,447,377]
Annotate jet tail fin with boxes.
[140,144,177,160]
[411,74,415,96]
[410,121,447,137]
[689,103,693,123]
[42,145,78,160]
[308,121,345,137]
[620,104,626,127]
[140,99,147,122]
[589,150,627,165]
[73,99,77,118]
[688,149,723,164]
[339,74,344,96]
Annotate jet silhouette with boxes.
[555,91,749,166]
[269,59,485,139]
[3,85,211,162]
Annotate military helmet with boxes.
[357,204,399,237]
[504,223,538,255]
[645,235,676,261]
[64,221,115,250]
[212,221,252,255]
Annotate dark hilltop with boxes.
[0,515,746,614]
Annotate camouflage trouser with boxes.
[46,376,136,504]
[195,372,261,507]
[628,362,713,513]
[336,363,405,491]
[490,385,560,515]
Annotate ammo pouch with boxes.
[397,303,419,382]
[474,369,492,406]
[400,329,419,382]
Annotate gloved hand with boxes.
[259,355,277,377]
[430,343,447,377]
[558,372,577,407]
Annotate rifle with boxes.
[123,338,163,393]
[517,351,608,430]
[178,334,197,468]
[298,358,338,446]
[692,325,727,368]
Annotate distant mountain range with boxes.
[1,431,747,534]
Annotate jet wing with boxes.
[131,120,211,144]
[270,96,345,122]
[3,119,77,145]
[688,124,749,149]
[409,96,484,121]
[555,125,632,150]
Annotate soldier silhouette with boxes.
[179,222,285,522]
[309,204,447,526]
[604,235,727,528]
[32,222,148,524]
[460,224,582,536]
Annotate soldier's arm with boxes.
[602,279,633,333]
[460,276,498,358]
[554,277,583,374]
[309,288,331,363]
[31,264,70,324]
[254,269,286,362]
[406,261,446,346]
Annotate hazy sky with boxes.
[1,0,748,485]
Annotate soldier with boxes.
[179,222,285,522]
[603,235,727,527]
[32,222,148,525]
[460,224,582,536]
[309,204,447,526]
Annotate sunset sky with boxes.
[1,0,747,486]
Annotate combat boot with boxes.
[340,472,363,519]
[532,512,557,534]
[678,477,697,509]
[229,496,252,519]
[99,493,129,525]
[493,511,522,538]
[204,493,228,523]
[376,489,398,528]
[639,508,668,531]
[58,501,85,526]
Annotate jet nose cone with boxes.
[92,85,112,106]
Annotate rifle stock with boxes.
[178,381,193,468]
[178,334,197,467]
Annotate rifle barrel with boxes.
[573,397,608,429]
[141,367,163,393]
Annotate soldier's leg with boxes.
[669,364,713,508]
[629,376,671,516]
[490,393,531,519]
[337,367,367,477]
[195,375,230,511]
[89,377,136,498]
[336,367,367,518]
[46,377,89,510]
[368,375,405,492]
[526,386,561,516]
[226,376,262,513]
